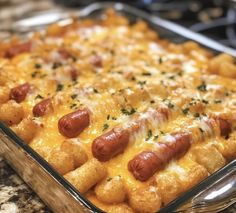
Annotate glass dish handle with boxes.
[176,162,236,213]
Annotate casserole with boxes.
[2,4,236,212]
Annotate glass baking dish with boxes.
[0,2,236,213]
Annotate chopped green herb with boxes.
[145,130,152,141]
[197,82,207,92]
[214,99,222,104]
[160,131,165,135]
[35,63,41,69]
[154,135,159,140]
[35,94,44,99]
[150,100,155,104]
[56,84,64,92]
[167,102,174,109]
[70,103,77,109]
[182,108,189,115]
[112,117,117,120]
[161,71,166,75]
[71,94,77,99]
[93,88,99,93]
[137,81,146,86]
[199,128,204,133]
[121,108,136,116]
[103,123,109,131]
[159,57,163,64]
[177,71,183,76]
[131,77,136,81]
[142,72,152,76]
[52,62,62,69]
[31,71,38,78]
[107,177,112,182]
[202,99,209,104]
[194,112,200,118]
[168,75,175,80]
[107,114,110,120]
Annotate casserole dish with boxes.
[0,2,236,212]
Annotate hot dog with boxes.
[128,132,192,181]
[10,83,30,103]
[218,118,232,137]
[92,127,130,162]
[128,151,163,181]
[58,108,90,138]
[92,106,171,162]
[5,42,31,58]
[33,98,53,117]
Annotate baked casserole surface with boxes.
[0,9,236,213]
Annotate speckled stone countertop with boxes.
[1,157,236,213]
[0,157,51,213]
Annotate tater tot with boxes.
[64,158,107,194]
[155,172,182,205]
[48,149,75,175]
[214,133,236,160]
[0,87,9,104]
[129,186,162,213]
[219,62,236,78]
[192,144,226,173]
[95,176,126,204]
[107,203,134,213]
[60,140,88,168]
[0,100,24,125]
[11,117,40,143]
[209,53,234,74]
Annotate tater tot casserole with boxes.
[0,9,236,213]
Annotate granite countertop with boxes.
[0,158,51,213]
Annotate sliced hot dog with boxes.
[33,98,53,117]
[128,151,163,181]
[58,108,90,138]
[92,127,130,162]
[5,42,31,58]
[10,83,30,103]
[128,132,192,181]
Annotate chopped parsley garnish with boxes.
[31,71,38,78]
[199,128,204,133]
[35,94,44,99]
[150,100,155,104]
[154,135,159,140]
[202,99,209,104]
[56,84,64,92]
[142,72,152,76]
[167,102,175,109]
[121,108,136,116]
[182,108,189,115]
[131,77,136,81]
[168,75,175,80]
[137,81,146,86]
[214,99,222,104]
[52,62,62,69]
[197,82,207,92]
[161,71,166,75]
[93,88,99,93]
[145,130,152,141]
[112,117,117,120]
[160,131,165,135]
[103,123,109,131]
[194,112,200,118]
[177,71,183,76]
[35,63,41,69]
[71,94,77,99]
[107,177,112,182]
[159,57,163,64]
[107,114,110,120]
[70,103,77,109]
